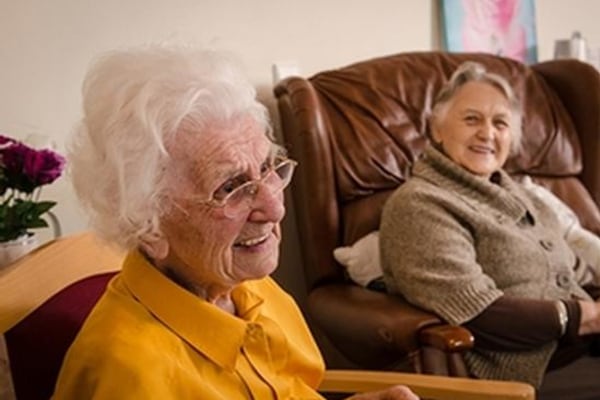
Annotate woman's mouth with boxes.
[234,233,270,248]
[469,144,494,154]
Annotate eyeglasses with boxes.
[183,158,297,218]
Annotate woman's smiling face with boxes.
[431,80,514,177]
[155,116,285,297]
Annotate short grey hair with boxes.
[69,45,272,250]
[430,61,522,154]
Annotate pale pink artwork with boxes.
[442,0,538,64]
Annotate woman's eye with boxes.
[213,177,245,201]
[464,115,479,124]
[494,119,509,129]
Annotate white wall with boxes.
[1,0,599,297]
[0,0,436,243]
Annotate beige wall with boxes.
[1,0,598,307]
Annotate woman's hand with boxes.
[578,300,600,335]
[347,385,419,400]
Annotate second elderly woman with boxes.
[380,61,600,400]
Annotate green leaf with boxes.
[0,199,57,240]
[27,218,49,229]
[32,201,57,214]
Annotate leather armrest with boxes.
[308,284,472,369]
[419,325,474,353]
[319,369,534,400]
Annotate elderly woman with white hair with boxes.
[52,46,417,400]
[380,61,600,399]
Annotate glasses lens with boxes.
[275,160,292,179]
[269,160,296,190]
[221,159,296,218]
[222,183,257,218]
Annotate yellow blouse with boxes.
[53,251,325,399]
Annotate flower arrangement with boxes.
[0,134,66,242]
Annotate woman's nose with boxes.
[477,121,495,139]
[248,184,286,222]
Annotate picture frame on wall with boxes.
[441,0,538,64]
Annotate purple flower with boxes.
[0,139,65,193]
[0,142,36,193]
[23,148,66,186]
[0,134,65,241]
[0,134,16,147]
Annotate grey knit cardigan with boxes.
[380,145,591,387]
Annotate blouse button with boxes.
[246,323,263,339]
[247,324,257,333]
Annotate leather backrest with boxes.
[275,51,600,289]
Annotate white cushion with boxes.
[333,231,383,287]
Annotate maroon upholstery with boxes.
[5,271,117,400]
[274,51,600,374]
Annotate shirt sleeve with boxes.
[464,296,582,351]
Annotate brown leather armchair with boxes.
[274,51,600,376]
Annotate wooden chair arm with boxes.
[0,232,124,332]
[319,369,535,400]
[418,324,474,353]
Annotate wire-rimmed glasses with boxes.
[182,158,297,218]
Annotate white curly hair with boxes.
[69,45,272,250]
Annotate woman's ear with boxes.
[139,233,170,262]
[428,115,442,145]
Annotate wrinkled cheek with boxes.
[213,246,235,280]
[265,234,282,269]
[273,193,286,221]
[255,245,280,277]
[232,238,281,280]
